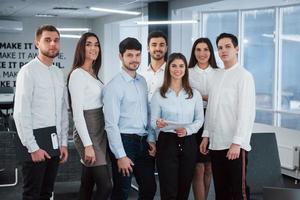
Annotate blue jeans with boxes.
[110,134,156,200]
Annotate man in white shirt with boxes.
[14,25,69,200]
[141,31,168,101]
[200,33,256,200]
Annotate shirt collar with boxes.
[147,62,166,72]
[224,62,239,72]
[120,68,140,82]
[34,57,54,70]
[194,64,213,73]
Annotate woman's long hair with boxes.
[188,37,218,69]
[67,32,102,112]
[160,53,193,99]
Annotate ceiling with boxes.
[0,0,168,19]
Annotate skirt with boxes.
[73,107,109,167]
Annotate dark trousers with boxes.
[210,149,249,200]
[78,164,112,200]
[110,134,156,200]
[22,156,59,200]
[156,132,197,200]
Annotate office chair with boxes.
[263,186,300,200]
[0,131,18,187]
[247,132,284,197]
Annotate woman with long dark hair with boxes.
[67,32,112,199]
[188,38,218,200]
[151,53,204,200]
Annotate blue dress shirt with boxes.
[151,88,204,135]
[103,69,155,159]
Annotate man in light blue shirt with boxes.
[103,37,156,200]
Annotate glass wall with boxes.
[203,12,238,67]
[280,6,300,129]
[171,4,300,131]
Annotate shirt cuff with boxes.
[114,148,127,159]
[202,129,209,137]
[185,128,193,136]
[27,143,40,153]
[147,131,156,143]
[232,136,242,145]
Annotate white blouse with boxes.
[68,68,103,146]
[189,65,215,107]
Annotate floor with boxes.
[0,166,299,200]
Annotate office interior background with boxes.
[1,0,300,198]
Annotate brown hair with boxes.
[188,37,218,69]
[67,32,102,112]
[160,53,193,99]
[35,24,60,40]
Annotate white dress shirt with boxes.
[68,68,104,147]
[189,65,215,108]
[140,62,166,102]
[202,63,256,151]
[14,58,69,153]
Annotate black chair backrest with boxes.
[0,87,14,94]
[247,132,284,195]
[263,187,300,200]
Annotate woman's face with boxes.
[194,42,210,67]
[169,58,186,81]
[85,36,100,61]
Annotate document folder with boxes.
[14,126,60,162]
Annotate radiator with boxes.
[278,145,300,170]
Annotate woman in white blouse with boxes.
[151,53,204,200]
[67,32,112,200]
[188,38,218,200]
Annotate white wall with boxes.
[0,17,91,85]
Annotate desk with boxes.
[0,94,14,105]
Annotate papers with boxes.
[160,120,191,131]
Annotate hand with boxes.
[59,146,68,164]
[202,95,208,102]
[31,149,51,162]
[148,142,156,157]
[226,143,241,160]
[156,118,167,128]
[200,137,209,155]
[84,145,96,165]
[117,156,134,177]
[175,128,187,137]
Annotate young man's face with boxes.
[35,31,60,59]
[148,37,167,61]
[119,49,141,72]
[217,37,238,64]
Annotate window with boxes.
[171,4,300,131]
[280,6,300,130]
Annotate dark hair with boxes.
[35,24,60,40]
[67,32,102,112]
[119,37,142,56]
[216,32,238,47]
[188,37,218,69]
[147,31,168,46]
[160,53,193,99]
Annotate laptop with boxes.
[263,186,300,200]
[14,126,60,162]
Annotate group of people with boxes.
[13,24,255,200]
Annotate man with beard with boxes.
[14,25,69,200]
[103,37,156,200]
[141,31,168,101]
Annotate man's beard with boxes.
[151,51,164,61]
[40,49,59,59]
[123,62,140,71]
